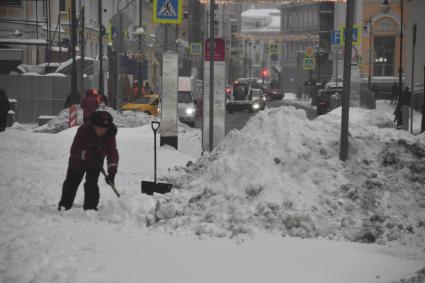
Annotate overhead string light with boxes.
[198,0,346,5]
[235,32,319,43]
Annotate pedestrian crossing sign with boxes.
[153,0,182,24]
[303,57,315,70]
[269,44,279,54]
[190,43,202,55]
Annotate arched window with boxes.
[374,36,395,76]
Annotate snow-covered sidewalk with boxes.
[1,103,424,283]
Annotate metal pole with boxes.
[98,0,104,95]
[335,6,339,93]
[80,6,85,97]
[47,0,51,64]
[138,0,143,98]
[422,65,425,133]
[340,0,354,161]
[368,16,373,91]
[317,50,320,82]
[209,0,215,152]
[243,40,247,77]
[35,0,39,64]
[409,23,416,133]
[70,0,78,104]
[398,0,404,111]
[58,13,61,63]
[117,12,123,109]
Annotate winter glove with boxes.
[105,173,115,186]
[81,150,92,161]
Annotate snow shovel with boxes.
[99,166,120,197]
[141,121,172,195]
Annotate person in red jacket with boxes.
[58,111,119,211]
[81,88,100,123]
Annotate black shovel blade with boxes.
[141,181,172,195]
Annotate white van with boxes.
[178,76,197,126]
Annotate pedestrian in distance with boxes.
[81,88,100,123]
[0,89,11,131]
[391,82,398,104]
[64,92,81,108]
[142,82,153,96]
[393,86,411,129]
[98,90,108,107]
[64,93,72,109]
[58,111,119,211]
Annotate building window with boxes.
[59,0,66,12]
[374,36,395,76]
[231,34,237,48]
[231,24,238,33]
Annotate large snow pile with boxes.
[33,106,152,133]
[147,106,425,247]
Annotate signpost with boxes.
[153,0,182,24]
[160,52,179,149]
[303,57,315,70]
[269,43,279,54]
[203,37,226,152]
[304,47,315,70]
[190,43,202,55]
[331,25,361,46]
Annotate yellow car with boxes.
[121,95,160,116]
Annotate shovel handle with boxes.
[99,167,120,198]
[151,121,160,132]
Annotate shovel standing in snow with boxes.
[99,166,120,197]
[141,121,172,195]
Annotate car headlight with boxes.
[252,103,260,110]
[185,108,195,115]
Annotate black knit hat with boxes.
[90,111,113,128]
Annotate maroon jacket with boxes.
[69,123,119,174]
[81,95,100,122]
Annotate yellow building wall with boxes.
[361,2,407,78]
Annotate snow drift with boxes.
[148,106,425,248]
[33,106,152,133]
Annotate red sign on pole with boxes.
[204,37,225,61]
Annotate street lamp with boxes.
[381,0,403,104]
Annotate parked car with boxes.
[263,87,284,101]
[121,94,160,116]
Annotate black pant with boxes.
[59,165,101,210]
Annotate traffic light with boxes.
[261,69,269,77]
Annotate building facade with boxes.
[278,1,334,93]
[360,0,407,79]
[238,8,281,83]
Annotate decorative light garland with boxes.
[198,0,346,5]
[235,32,319,43]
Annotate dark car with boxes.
[263,87,284,101]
